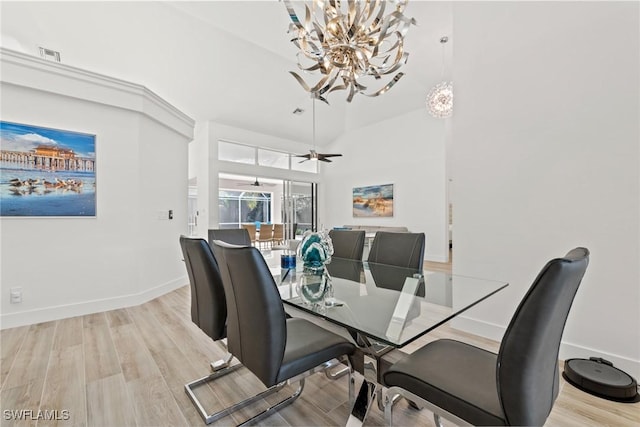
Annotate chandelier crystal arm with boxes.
[327,83,347,93]
[315,73,340,96]
[372,1,388,31]
[347,0,359,29]
[290,71,313,92]
[362,72,404,97]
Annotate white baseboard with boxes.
[425,253,449,263]
[451,315,640,379]
[451,315,506,342]
[0,276,187,330]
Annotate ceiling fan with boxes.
[296,150,342,163]
[295,97,342,163]
[237,178,276,187]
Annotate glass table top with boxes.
[265,251,508,348]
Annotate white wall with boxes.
[322,109,449,262]
[191,121,210,238]
[451,2,639,376]
[0,49,194,328]
[136,120,190,292]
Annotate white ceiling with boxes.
[0,1,452,147]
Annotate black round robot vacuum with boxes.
[563,357,640,402]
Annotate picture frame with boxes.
[353,183,393,217]
[1,121,96,217]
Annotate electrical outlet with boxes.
[10,287,22,304]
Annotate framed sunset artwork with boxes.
[353,184,393,217]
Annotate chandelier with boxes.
[426,36,453,118]
[284,0,416,104]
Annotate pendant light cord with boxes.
[440,36,448,80]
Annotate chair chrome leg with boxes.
[384,390,402,427]
[324,364,350,380]
[210,353,233,371]
[376,388,385,412]
[323,356,355,405]
[407,399,424,410]
[187,357,351,425]
[186,372,289,425]
[237,379,305,426]
[184,363,244,424]
[384,386,473,427]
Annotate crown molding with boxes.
[0,47,194,139]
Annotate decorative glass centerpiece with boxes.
[296,230,334,306]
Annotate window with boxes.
[218,141,255,164]
[218,140,317,173]
[258,148,289,169]
[219,190,272,229]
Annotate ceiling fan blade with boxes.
[319,158,333,162]
[298,159,309,163]
[319,153,342,158]
[295,154,312,159]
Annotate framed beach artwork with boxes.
[0,121,96,217]
[353,184,393,217]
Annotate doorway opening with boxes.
[217,173,318,242]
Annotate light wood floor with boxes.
[1,274,638,426]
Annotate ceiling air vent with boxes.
[38,47,61,62]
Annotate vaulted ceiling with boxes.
[1,1,452,147]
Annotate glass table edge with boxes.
[276,256,509,348]
[390,281,509,348]
[283,282,509,349]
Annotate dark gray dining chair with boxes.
[368,231,425,270]
[326,257,365,283]
[367,262,425,296]
[383,247,590,427]
[210,240,356,425]
[208,228,252,246]
[179,236,245,423]
[329,229,366,260]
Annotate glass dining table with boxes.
[262,251,508,426]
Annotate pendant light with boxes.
[426,36,453,118]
